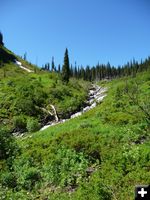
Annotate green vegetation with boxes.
[0,32,4,46]
[0,46,16,64]
[0,72,89,132]
[0,44,150,199]
[0,46,90,133]
[0,126,19,160]
[1,67,149,199]
[62,48,70,83]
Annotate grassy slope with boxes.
[0,47,90,131]
[1,70,149,199]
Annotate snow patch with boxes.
[15,60,34,73]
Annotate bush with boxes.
[1,172,17,188]
[74,171,112,200]
[13,115,26,132]
[21,167,41,190]
[13,97,35,115]
[0,127,19,160]
[27,118,40,132]
[55,130,101,163]
[43,147,88,187]
[79,121,93,129]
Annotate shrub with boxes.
[13,115,26,132]
[21,167,41,190]
[74,171,112,200]
[43,147,88,187]
[1,172,17,188]
[0,127,19,160]
[26,118,40,132]
[56,130,101,163]
[13,97,35,115]
[79,121,93,129]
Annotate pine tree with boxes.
[62,48,70,83]
[74,66,78,78]
[70,64,73,77]
[0,32,4,46]
[47,63,50,71]
[58,64,61,73]
[51,56,55,71]
[23,52,27,61]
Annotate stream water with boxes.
[40,85,107,131]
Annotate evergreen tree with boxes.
[47,63,50,71]
[24,52,27,60]
[51,56,55,71]
[0,32,4,46]
[44,63,48,70]
[74,66,78,78]
[62,48,70,83]
[70,64,73,77]
[58,64,61,73]
[106,62,111,79]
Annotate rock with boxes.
[96,94,106,102]
[89,90,95,95]
[61,119,67,123]
[86,167,95,175]
[90,102,96,109]
[71,112,82,119]
[83,106,91,112]
[40,84,107,131]
[40,124,51,131]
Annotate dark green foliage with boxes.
[0,46,16,64]
[74,172,112,200]
[19,167,41,190]
[1,172,17,188]
[70,56,150,81]
[51,130,101,163]
[51,56,55,71]
[0,31,4,46]
[13,115,27,132]
[26,118,40,132]
[62,48,70,83]
[0,127,18,160]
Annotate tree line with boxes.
[1,31,149,82]
[42,48,150,82]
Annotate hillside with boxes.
[1,0,150,199]
[0,54,150,200]
[0,46,90,134]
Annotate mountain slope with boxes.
[0,46,38,79]
[0,46,91,134]
[0,45,150,199]
[0,68,149,199]
[0,46,16,63]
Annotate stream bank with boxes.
[40,85,107,131]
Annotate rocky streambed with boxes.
[40,85,107,131]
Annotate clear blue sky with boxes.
[0,0,150,68]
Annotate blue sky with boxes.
[0,0,150,67]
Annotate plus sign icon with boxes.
[135,185,150,199]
